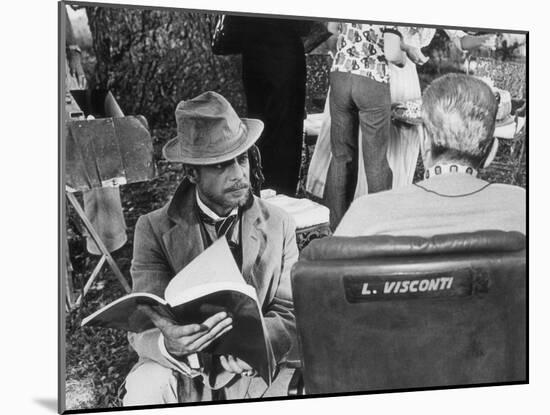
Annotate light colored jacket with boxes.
[336,174,526,237]
[128,179,298,399]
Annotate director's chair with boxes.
[289,230,526,394]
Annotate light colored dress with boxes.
[386,27,434,188]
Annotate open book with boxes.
[81,238,275,384]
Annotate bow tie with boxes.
[215,214,238,238]
[197,209,238,238]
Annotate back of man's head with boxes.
[422,73,498,168]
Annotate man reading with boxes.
[123,91,298,404]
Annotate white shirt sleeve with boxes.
[158,334,238,390]
[157,333,201,377]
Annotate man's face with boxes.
[188,152,251,217]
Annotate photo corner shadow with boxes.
[34,398,58,413]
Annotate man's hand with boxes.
[219,354,255,376]
[138,304,233,358]
[402,43,429,66]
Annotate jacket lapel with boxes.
[162,185,269,298]
[240,198,271,398]
[241,197,268,289]
[162,180,205,273]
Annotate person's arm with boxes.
[444,29,496,51]
[327,21,340,35]
[383,29,406,67]
[459,34,496,51]
[128,215,233,381]
[128,215,193,374]
[325,22,340,58]
[65,6,87,89]
[400,41,429,66]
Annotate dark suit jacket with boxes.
[127,179,298,399]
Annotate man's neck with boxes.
[195,190,237,220]
[424,161,478,180]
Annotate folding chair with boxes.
[64,90,156,308]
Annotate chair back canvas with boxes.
[291,231,526,394]
[65,90,156,191]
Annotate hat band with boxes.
[178,121,249,160]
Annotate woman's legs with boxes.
[325,71,359,230]
[352,75,393,195]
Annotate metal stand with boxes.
[65,189,131,309]
[65,235,76,311]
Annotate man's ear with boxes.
[185,166,199,184]
[482,138,499,169]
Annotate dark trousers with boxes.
[325,71,393,230]
[242,38,306,195]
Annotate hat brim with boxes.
[162,118,264,165]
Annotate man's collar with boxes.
[195,190,238,221]
[416,170,490,197]
[424,163,478,180]
[166,179,255,226]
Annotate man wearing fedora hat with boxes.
[123,91,299,404]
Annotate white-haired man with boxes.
[335,73,525,237]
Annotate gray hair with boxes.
[421,73,498,167]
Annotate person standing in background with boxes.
[324,22,405,230]
[240,17,311,196]
[306,27,496,201]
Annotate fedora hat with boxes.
[162,91,264,165]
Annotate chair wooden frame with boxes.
[65,188,131,310]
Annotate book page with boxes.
[164,238,247,305]
[163,238,274,383]
[171,290,272,385]
[81,292,168,332]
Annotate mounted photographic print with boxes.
[59,0,527,412]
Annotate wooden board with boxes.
[65,116,155,191]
